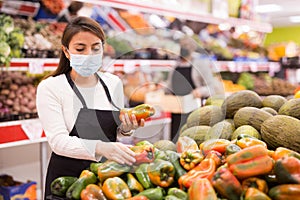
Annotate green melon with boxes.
[262,95,287,111]
[231,125,261,140]
[221,90,262,119]
[278,98,300,120]
[233,107,273,131]
[261,107,278,116]
[205,95,225,107]
[153,140,177,152]
[179,123,188,135]
[205,120,235,140]
[186,105,225,128]
[181,125,211,145]
[261,115,300,152]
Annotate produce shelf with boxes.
[78,0,273,33]
[7,58,281,74]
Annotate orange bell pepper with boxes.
[236,137,267,149]
[180,150,204,171]
[272,147,300,161]
[176,136,199,153]
[120,104,155,122]
[274,156,300,184]
[200,139,231,155]
[242,177,269,194]
[269,184,300,200]
[102,177,132,200]
[188,178,217,200]
[244,188,271,200]
[226,145,274,179]
[211,167,242,200]
[80,184,107,200]
[147,159,175,188]
[178,158,216,189]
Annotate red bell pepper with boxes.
[178,158,216,189]
[130,145,155,164]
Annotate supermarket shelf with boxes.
[0,119,46,149]
[8,58,281,74]
[79,0,273,33]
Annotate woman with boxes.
[36,16,144,199]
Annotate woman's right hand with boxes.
[96,141,136,165]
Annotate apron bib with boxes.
[45,73,121,199]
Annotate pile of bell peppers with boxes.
[49,138,300,200]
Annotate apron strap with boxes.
[65,72,88,108]
[95,73,121,110]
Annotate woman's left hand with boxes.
[120,113,145,133]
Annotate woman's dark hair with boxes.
[51,16,105,77]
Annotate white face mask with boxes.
[69,52,103,77]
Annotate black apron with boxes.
[170,65,196,141]
[45,73,121,199]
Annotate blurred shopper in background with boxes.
[167,36,223,141]
[56,1,84,23]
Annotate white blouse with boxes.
[36,72,124,161]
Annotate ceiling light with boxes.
[255,4,282,13]
[290,16,300,23]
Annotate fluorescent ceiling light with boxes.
[290,16,300,23]
[255,4,282,13]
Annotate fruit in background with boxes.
[233,107,273,131]
[237,72,254,90]
[186,105,224,128]
[262,95,287,112]
[153,140,177,152]
[221,90,262,119]
[181,126,211,145]
[205,120,235,141]
[261,107,277,116]
[231,125,260,140]
[295,91,300,98]
[261,115,300,152]
[278,98,300,120]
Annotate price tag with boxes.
[29,59,44,74]
[21,119,43,140]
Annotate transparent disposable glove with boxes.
[119,113,145,133]
[96,141,136,165]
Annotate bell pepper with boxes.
[80,184,107,200]
[135,140,153,147]
[211,167,242,200]
[180,150,204,171]
[135,163,153,189]
[226,145,274,179]
[225,144,241,157]
[90,162,103,176]
[130,145,155,164]
[102,177,132,200]
[188,178,217,200]
[272,147,300,161]
[97,160,131,182]
[136,187,164,200]
[120,104,155,122]
[50,176,78,197]
[244,188,271,200]
[147,159,175,188]
[154,149,169,161]
[165,150,187,180]
[268,184,300,200]
[164,195,181,200]
[167,187,188,200]
[242,177,268,194]
[66,170,97,200]
[236,137,267,149]
[125,196,149,200]
[178,158,216,189]
[205,150,224,167]
[200,139,231,155]
[176,136,199,153]
[274,156,300,184]
[126,173,144,195]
